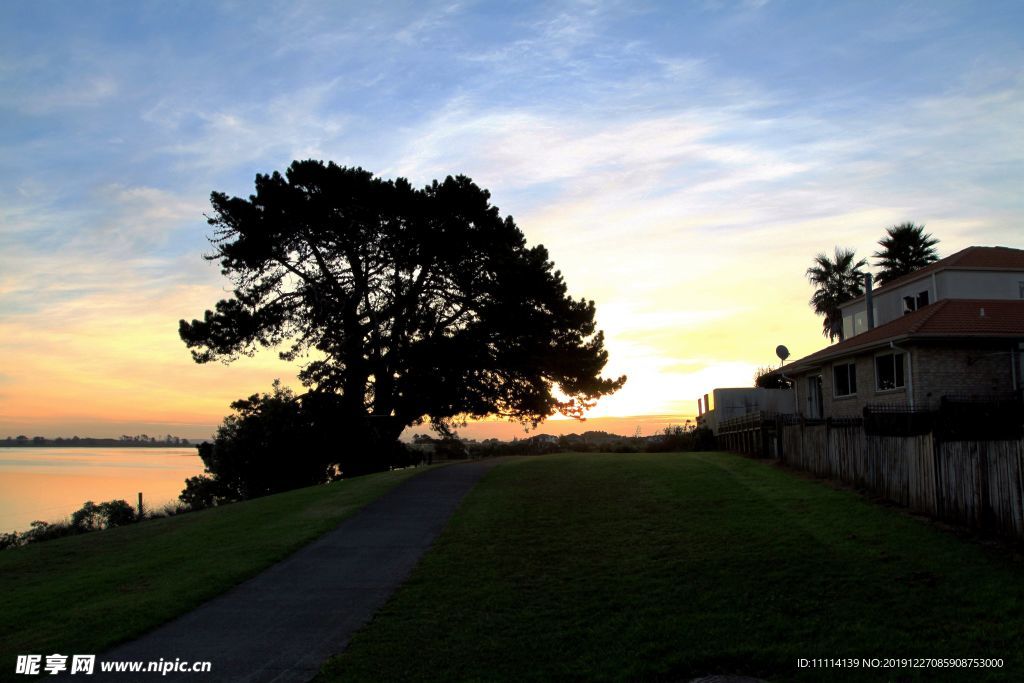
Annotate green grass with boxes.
[321,452,1024,682]
[0,466,426,665]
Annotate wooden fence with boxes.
[716,412,780,458]
[776,419,1024,540]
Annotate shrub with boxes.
[645,426,690,453]
[184,381,353,505]
[99,500,137,527]
[2,498,154,551]
[180,475,228,510]
[151,501,191,518]
[22,520,78,543]
[692,426,716,450]
[71,499,137,531]
[754,365,792,389]
[71,502,104,532]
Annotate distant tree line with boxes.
[180,383,716,510]
[2,435,192,447]
[411,424,716,459]
[2,416,715,550]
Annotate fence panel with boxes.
[985,441,1024,537]
[908,434,937,514]
[776,422,1022,540]
[936,441,983,527]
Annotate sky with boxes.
[1,0,1023,440]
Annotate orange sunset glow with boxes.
[2,215,1008,441]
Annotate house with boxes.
[777,245,1024,419]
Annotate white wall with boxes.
[702,387,796,433]
[841,274,933,336]
[938,270,1024,300]
[840,269,1024,339]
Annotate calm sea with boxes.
[0,447,205,533]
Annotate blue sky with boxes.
[2,1,1023,437]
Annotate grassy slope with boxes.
[322,453,1024,682]
[0,466,425,663]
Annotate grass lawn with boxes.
[321,452,1024,682]
[0,466,425,666]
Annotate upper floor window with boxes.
[875,352,906,391]
[902,290,930,314]
[832,362,857,397]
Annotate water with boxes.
[0,447,205,533]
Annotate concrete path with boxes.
[86,460,500,683]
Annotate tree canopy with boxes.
[806,247,868,342]
[180,161,625,461]
[872,222,939,285]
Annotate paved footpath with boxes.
[86,460,500,683]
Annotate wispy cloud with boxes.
[1,0,1023,434]
[3,75,118,114]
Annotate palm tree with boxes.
[872,222,939,285]
[806,247,868,342]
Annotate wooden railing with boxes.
[716,411,780,458]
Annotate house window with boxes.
[903,290,930,314]
[853,310,866,335]
[875,352,906,391]
[842,314,854,340]
[832,362,857,397]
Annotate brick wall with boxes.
[819,351,908,417]
[914,344,1015,406]
[795,340,1015,418]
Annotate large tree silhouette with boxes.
[180,161,625,469]
[872,222,939,285]
[806,247,868,342]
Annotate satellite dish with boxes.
[775,344,790,362]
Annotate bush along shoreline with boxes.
[0,498,192,550]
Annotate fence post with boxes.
[826,417,832,475]
[776,415,784,460]
[932,434,943,519]
[978,441,991,530]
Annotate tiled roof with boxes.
[785,299,1024,371]
[844,245,1024,305]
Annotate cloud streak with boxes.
[1,0,1023,436]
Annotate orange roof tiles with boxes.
[786,299,1024,371]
